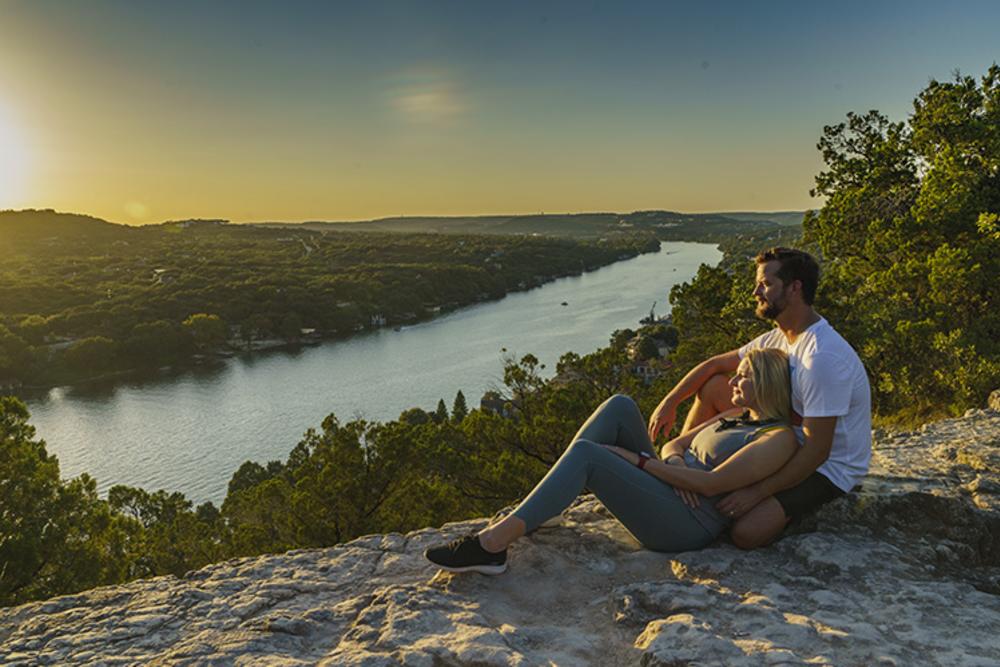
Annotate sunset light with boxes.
[0,103,29,207]
[1,3,999,661]
[2,3,997,223]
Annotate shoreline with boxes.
[12,242,663,396]
[22,240,723,506]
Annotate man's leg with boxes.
[681,373,736,433]
[729,497,789,550]
[729,472,845,550]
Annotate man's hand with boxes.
[647,398,677,442]
[716,483,766,519]
[665,455,700,508]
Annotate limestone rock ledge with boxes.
[2,408,1000,666]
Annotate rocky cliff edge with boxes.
[2,393,1000,666]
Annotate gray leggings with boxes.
[511,394,715,552]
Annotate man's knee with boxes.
[730,499,788,550]
[730,522,773,550]
[698,373,734,411]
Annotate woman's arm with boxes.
[645,428,798,496]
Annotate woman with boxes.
[425,348,797,574]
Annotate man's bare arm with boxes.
[716,416,836,517]
[647,350,741,441]
[758,416,836,496]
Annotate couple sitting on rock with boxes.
[426,247,872,574]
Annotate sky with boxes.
[1,1,998,225]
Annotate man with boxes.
[647,247,871,548]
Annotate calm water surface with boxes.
[25,242,721,504]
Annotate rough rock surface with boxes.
[2,407,1000,665]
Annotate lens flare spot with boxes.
[385,68,467,123]
[124,201,149,220]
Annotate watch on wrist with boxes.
[637,452,652,470]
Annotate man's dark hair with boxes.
[755,247,819,305]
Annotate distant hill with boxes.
[262,210,801,241]
[709,211,806,226]
[0,208,803,247]
[0,209,132,240]
[0,210,141,258]
[268,213,616,236]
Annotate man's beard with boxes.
[755,296,785,320]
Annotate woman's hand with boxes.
[647,398,677,442]
[665,455,700,508]
[605,446,701,509]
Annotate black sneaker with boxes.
[424,534,508,575]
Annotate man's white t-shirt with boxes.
[739,317,871,492]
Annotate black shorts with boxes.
[774,471,845,520]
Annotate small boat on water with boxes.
[561,301,568,306]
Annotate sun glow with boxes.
[0,103,31,208]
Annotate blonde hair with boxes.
[744,348,792,424]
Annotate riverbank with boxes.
[12,240,661,395]
[24,242,722,504]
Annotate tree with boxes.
[61,336,117,373]
[241,314,274,346]
[182,313,228,352]
[399,407,431,425]
[610,328,636,350]
[123,320,189,365]
[434,399,449,423]
[635,336,661,361]
[0,325,32,382]
[15,315,48,345]
[804,65,1000,419]
[647,324,679,349]
[107,485,224,577]
[452,390,468,422]
[0,397,136,606]
[279,312,303,342]
[668,263,759,370]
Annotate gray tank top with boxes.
[682,421,788,534]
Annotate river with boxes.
[23,241,721,504]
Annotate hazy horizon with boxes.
[2,206,808,227]
[2,1,998,224]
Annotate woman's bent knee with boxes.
[603,393,639,415]
[567,438,603,458]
